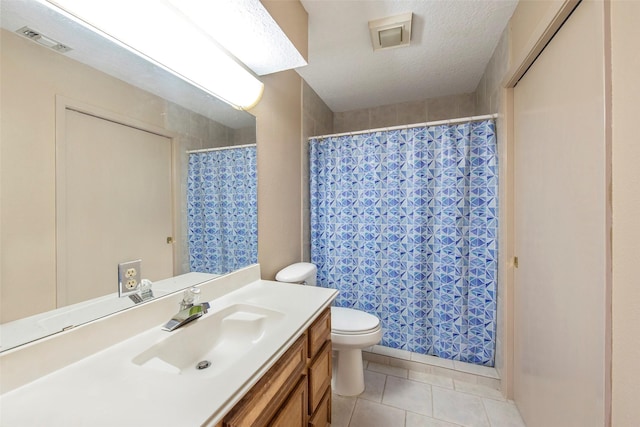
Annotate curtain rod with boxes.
[308,113,498,140]
[187,143,256,154]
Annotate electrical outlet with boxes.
[118,259,141,297]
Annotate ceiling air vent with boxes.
[16,26,72,53]
[369,13,413,51]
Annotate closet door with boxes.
[513,1,607,426]
[58,109,174,306]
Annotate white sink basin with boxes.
[132,303,285,377]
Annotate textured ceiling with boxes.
[297,0,518,112]
[166,0,307,76]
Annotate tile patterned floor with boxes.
[331,362,526,427]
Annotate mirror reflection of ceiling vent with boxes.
[16,26,72,53]
[369,13,412,51]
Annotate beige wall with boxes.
[611,1,640,423]
[333,93,476,134]
[474,23,511,396]
[0,29,238,322]
[302,81,334,261]
[249,0,308,279]
[509,0,567,66]
[250,70,304,279]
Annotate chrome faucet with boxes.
[179,287,201,311]
[162,287,210,332]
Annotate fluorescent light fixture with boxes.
[42,0,264,110]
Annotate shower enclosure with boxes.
[310,116,497,366]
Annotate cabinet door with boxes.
[269,377,308,427]
[308,341,332,414]
[307,308,331,358]
[308,389,330,427]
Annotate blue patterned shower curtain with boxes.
[310,120,498,366]
[187,145,257,275]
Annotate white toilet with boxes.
[276,262,382,396]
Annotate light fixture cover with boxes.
[43,0,265,110]
[167,0,307,76]
[369,12,413,51]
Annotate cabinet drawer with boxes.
[269,376,308,427]
[223,334,307,427]
[308,340,332,414]
[308,389,331,427]
[307,308,331,359]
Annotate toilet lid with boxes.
[331,307,380,335]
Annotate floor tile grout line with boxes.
[430,376,435,424]
[375,365,507,404]
[367,381,479,427]
[347,367,514,427]
[366,362,409,379]
[374,375,458,422]
[345,395,356,427]
[345,382,510,427]
[369,359,501,388]
[369,363,503,397]
[406,409,467,427]
[381,372,389,404]
[432,385,494,427]
[452,381,506,401]
[480,395,494,427]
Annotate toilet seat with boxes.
[331,307,380,335]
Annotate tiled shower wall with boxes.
[475,25,509,116]
[333,93,476,134]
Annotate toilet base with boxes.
[332,348,365,396]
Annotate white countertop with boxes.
[0,272,219,352]
[0,280,337,427]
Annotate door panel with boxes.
[513,1,607,425]
[59,109,173,305]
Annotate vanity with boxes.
[0,265,337,426]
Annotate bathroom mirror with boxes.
[0,0,257,351]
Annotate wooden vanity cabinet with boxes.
[306,308,332,427]
[222,335,307,427]
[308,390,331,427]
[218,308,332,427]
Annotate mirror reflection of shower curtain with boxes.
[187,145,257,275]
[310,121,497,366]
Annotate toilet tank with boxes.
[275,262,317,286]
